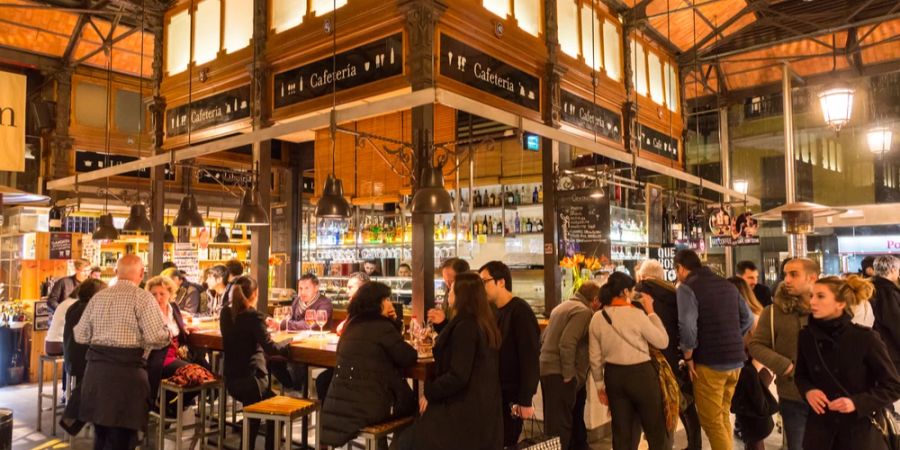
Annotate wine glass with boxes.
[304,309,317,333]
[316,310,328,336]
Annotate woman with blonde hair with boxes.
[145,275,198,413]
[795,275,900,449]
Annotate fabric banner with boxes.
[0,71,25,172]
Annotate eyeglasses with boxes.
[481,277,495,284]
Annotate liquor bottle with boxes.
[482,216,489,235]
[536,219,544,232]
[474,190,482,208]
[496,218,503,235]
[507,187,515,206]
[514,212,521,234]
[538,186,544,203]
[533,186,539,204]
[513,187,520,206]
[487,191,495,208]
[525,218,532,233]
[487,216,495,235]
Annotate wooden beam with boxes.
[678,1,761,64]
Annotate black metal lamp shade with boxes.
[214,226,230,243]
[163,224,175,243]
[234,188,269,226]
[410,165,453,214]
[92,213,120,241]
[173,194,205,228]
[123,204,153,233]
[315,174,352,218]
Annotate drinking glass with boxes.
[316,310,328,336]
[305,309,317,332]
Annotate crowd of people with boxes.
[40,249,900,450]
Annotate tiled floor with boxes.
[1,382,786,449]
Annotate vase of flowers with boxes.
[559,254,605,299]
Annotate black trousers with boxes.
[502,391,524,448]
[571,383,588,450]
[316,368,334,401]
[605,362,668,450]
[541,374,578,450]
[93,425,138,450]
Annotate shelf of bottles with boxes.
[610,206,649,261]
[450,182,545,238]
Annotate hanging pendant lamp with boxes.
[92,213,120,242]
[163,224,175,243]
[316,174,352,218]
[214,225,230,243]
[235,187,269,226]
[123,203,153,233]
[410,164,453,214]
[173,194,205,227]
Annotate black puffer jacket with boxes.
[319,316,417,447]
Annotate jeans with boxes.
[779,399,809,450]
[692,365,740,450]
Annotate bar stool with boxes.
[357,416,414,450]
[36,354,65,436]
[150,378,226,450]
[241,396,319,450]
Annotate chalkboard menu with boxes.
[560,90,622,142]
[274,33,403,109]
[166,85,251,137]
[638,124,680,162]
[270,204,288,254]
[49,233,73,259]
[439,34,541,112]
[557,189,611,259]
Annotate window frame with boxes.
[269,0,350,34]
[481,0,545,38]
[164,0,254,77]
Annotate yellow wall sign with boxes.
[0,70,26,172]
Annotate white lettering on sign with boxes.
[309,63,359,89]
[657,246,677,282]
[473,63,514,93]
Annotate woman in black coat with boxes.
[796,275,900,450]
[395,272,504,450]
[60,279,107,435]
[319,282,417,449]
[220,276,291,450]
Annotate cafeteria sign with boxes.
[440,34,540,112]
[274,34,403,109]
[166,85,251,137]
[638,124,679,162]
[560,90,622,142]
[0,71,26,172]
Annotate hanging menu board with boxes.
[439,34,541,112]
[173,242,200,283]
[49,233,73,260]
[270,204,289,254]
[274,33,404,109]
[557,189,611,259]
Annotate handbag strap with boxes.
[770,305,775,348]
[600,309,650,358]
[810,333,853,398]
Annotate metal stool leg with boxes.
[315,408,322,450]
[159,386,167,449]
[217,384,225,450]
[198,387,207,450]
[36,358,44,433]
[241,416,250,450]
[51,360,58,436]
[175,388,184,450]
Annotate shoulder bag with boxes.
[810,333,900,450]
[600,309,682,431]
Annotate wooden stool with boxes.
[241,396,319,450]
[36,354,65,436]
[357,416,414,450]
[151,378,226,450]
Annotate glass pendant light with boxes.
[733,180,749,195]
[867,126,893,154]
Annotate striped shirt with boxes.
[74,280,171,350]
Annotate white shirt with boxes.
[46,298,77,343]
[853,301,875,328]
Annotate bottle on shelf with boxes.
[481,216,489,235]
[525,218,532,233]
[532,186,539,204]
[474,190,482,208]
[514,212,521,234]
[506,187,515,206]
[538,186,544,203]
[489,191,496,208]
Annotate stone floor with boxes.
[1,382,786,449]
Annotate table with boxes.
[187,323,434,449]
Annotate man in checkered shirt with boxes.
[74,254,171,449]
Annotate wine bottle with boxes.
[514,213,521,234]
[533,186,539,204]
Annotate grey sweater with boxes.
[539,296,593,387]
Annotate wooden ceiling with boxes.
[0,0,155,77]
[621,0,900,99]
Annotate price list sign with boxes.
[173,243,201,283]
[557,189,611,259]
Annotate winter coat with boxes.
[319,316,417,447]
[795,314,900,450]
[748,284,809,402]
[636,278,680,371]
[870,276,900,366]
[412,313,503,450]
